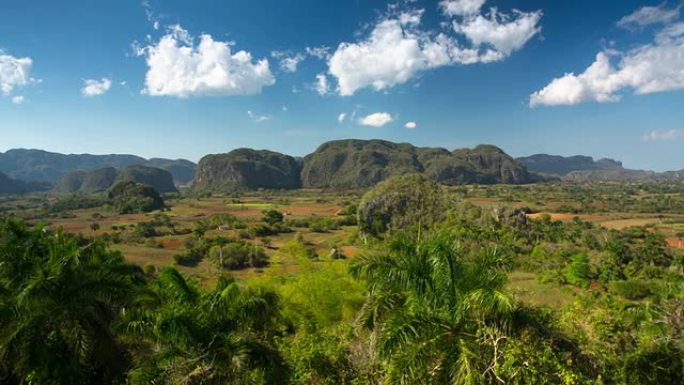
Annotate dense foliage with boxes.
[357,173,450,237]
[108,181,165,214]
[1,178,683,384]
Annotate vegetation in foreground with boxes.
[0,175,683,384]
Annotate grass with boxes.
[508,271,575,308]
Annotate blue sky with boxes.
[1,0,683,171]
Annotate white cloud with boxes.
[618,3,681,29]
[452,8,543,56]
[306,46,331,59]
[137,25,275,98]
[405,121,417,129]
[11,95,24,104]
[247,110,270,123]
[439,0,485,17]
[642,129,684,141]
[328,4,541,96]
[314,73,329,95]
[358,112,393,127]
[282,105,288,111]
[0,51,35,95]
[530,23,684,107]
[338,112,347,123]
[81,78,112,97]
[328,12,452,96]
[272,51,305,73]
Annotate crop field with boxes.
[2,182,683,298]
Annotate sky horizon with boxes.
[2,0,684,171]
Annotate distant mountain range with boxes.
[517,154,684,181]
[193,139,542,191]
[1,142,683,196]
[0,149,196,185]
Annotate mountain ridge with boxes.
[517,153,683,181]
[54,165,178,194]
[0,148,196,185]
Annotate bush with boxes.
[262,209,284,225]
[280,240,318,260]
[210,242,268,270]
[133,221,158,238]
[610,279,655,300]
[565,254,592,287]
[173,254,199,267]
[249,224,277,237]
[309,217,340,233]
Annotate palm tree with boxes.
[350,231,519,385]
[123,268,288,385]
[0,218,143,385]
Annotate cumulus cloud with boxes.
[405,121,417,129]
[314,73,329,95]
[271,51,305,73]
[11,95,24,104]
[328,11,458,96]
[358,112,393,127]
[338,112,347,123]
[530,21,684,107]
[439,0,485,17]
[452,8,543,56]
[617,3,681,29]
[137,25,275,97]
[0,51,35,95]
[642,129,684,141]
[81,78,112,97]
[327,2,541,95]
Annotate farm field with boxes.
[2,182,683,290]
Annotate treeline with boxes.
[1,174,683,384]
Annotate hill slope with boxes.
[0,172,51,194]
[301,140,536,188]
[0,149,196,185]
[193,148,302,191]
[54,166,178,194]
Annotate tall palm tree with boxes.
[123,268,288,385]
[0,218,143,385]
[350,231,518,385]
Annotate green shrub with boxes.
[610,279,655,300]
[565,254,592,287]
[262,209,284,225]
[173,254,199,267]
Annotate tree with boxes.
[565,254,592,287]
[350,230,522,384]
[122,268,288,385]
[0,218,143,385]
[262,209,284,226]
